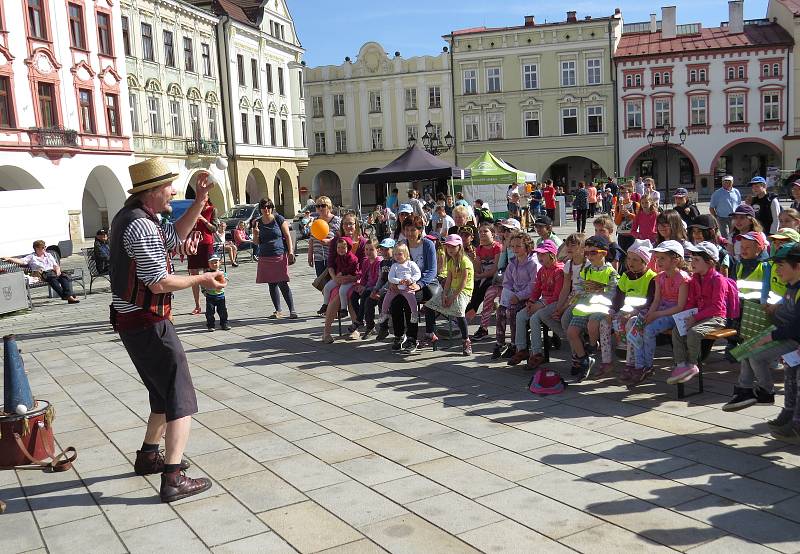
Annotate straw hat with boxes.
[127,157,179,194]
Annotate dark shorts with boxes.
[119,319,198,421]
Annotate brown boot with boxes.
[526,353,546,370]
[507,348,530,366]
[134,450,191,476]
[160,470,212,503]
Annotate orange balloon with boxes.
[310,218,330,241]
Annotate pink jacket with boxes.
[685,267,727,321]
[631,209,658,242]
[529,262,565,305]
[358,256,383,288]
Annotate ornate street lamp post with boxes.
[647,127,687,202]
[409,120,454,156]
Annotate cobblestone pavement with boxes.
[2,208,800,553]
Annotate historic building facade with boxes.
[122,0,231,211]
[0,0,133,242]
[768,0,800,173]
[301,42,454,210]
[617,2,792,197]
[445,10,623,192]
[193,0,307,216]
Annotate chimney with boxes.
[728,0,744,34]
[566,11,577,23]
[650,13,657,33]
[524,15,536,27]
[661,6,677,39]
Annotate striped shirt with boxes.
[111,218,178,313]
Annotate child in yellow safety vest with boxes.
[566,235,618,381]
[766,228,800,304]
[735,232,770,303]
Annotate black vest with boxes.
[750,194,776,232]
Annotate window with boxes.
[183,37,194,72]
[281,119,288,146]
[690,96,707,126]
[169,100,181,137]
[626,101,642,129]
[406,125,417,142]
[727,67,735,80]
[266,63,273,93]
[78,89,95,133]
[654,73,661,86]
[37,82,57,127]
[141,23,154,61]
[237,55,245,86]
[105,94,120,135]
[463,69,477,94]
[773,63,780,77]
[369,91,381,113]
[689,69,697,83]
[250,59,259,89]
[587,105,603,133]
[523,63,538,90]
[312,96,323,118]
[763,64,770,77]
[335,130,347,153]
[487,112,503,139]
[663,72,671,84]
[738,65,745,79]
[333,94,344,116]
[486,67,501,93]
[208,107,217,140]
[0,77,15,128]
[27,0,47,39]
[240,113,249,143]
[301,121,306,147]
[523,110,540,137]
[635,74,642,87]
[298,72,303,98]
[129,93,139,133]
[202,43,211,76]
[163,31,175,67]
[429,86,441,108]
[147,96,162,134]
[405,88,417,110]
[254,114,262,144]
[625,74,633,87]
[314,131,326,154]
[277,67,284,95]
[189,103,199,138]
[122,16,131,56]
[561,107,577,135]
[371,128,383,150]
[560,60,576,87]
[269,116,276,145]
[699,69,706,81]
[654,98,671,128]
[728,93,745,122]
[68,3,85,49]
[464,114,479,141]
[764,92,779,121]
[96,12,112,56]
[586,58,601,85]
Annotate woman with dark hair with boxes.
[187,198,217,314]
[253,198,297,319]
[380,215,439,353]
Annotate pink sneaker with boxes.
[667,364,698,385]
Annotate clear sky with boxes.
[290,0,770,67]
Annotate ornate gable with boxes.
[144,78,163,93]
[186,87,202,101]
[166,83,183,97]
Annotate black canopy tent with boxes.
[356,146,461,214]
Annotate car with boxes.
[220,204,259,240]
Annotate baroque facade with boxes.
[445,10,623,192]
[0,0,133,242]
[301,42,454,210]
[122,0,231,211]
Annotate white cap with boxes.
[686,241,719,260]
[652,240,684,257]
[722,175,734,182]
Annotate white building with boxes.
[615,2,792,196]
[301,42,454,210]
[121,0,232,211]
[0,0,133,244]
[193,0,308,216]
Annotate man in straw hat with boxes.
[110,157,226,502]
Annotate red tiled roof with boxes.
[615,23,793,58]
[212,0,259,27]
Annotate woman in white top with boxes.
[3,240,79,303]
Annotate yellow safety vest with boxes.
[768,261,787,304]
[736,262,765,301]
[573,265,616,316]
[618,269,657,313]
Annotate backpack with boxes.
[528,369,567,395]
[723,275,741,320]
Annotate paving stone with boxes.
[265,453,351,492]
[26,485,103,529]
[559,522,677,553]
[518,469,630,510]
[316,539,388,553]
[295,432,371,463]
[318,414,391,440]
[98,486,179,532]
[120,518,209,553]
[482,428,555,452]
[175,494,268,547]
[686,535,781,554]
[361,514,480,553]
[417,430,501,459]
[458,519,574,553]
[211,532,296,553]
[308,480,407,528]
[666,441,772,475]
[406,491,504,534]
[410,456,515,499]
[228,430,302,462]
[220,469,306,513]
[333,454,414,486]
[356,432,447,466]
[466,449,554,482]
[266,417,331,441]
[665,463,796,507]
[0,490,45,553]
[258,500,363,552]
[192,448,264,481]
[41,514,126,553]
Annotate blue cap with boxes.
[398,204,413,214]
[749,176,767,186]
[379,238,396,248]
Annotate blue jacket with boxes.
[415,237,438,287]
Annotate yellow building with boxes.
[301,42,455,209]
[444,10,623,191]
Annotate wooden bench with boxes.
[81,248,110,294]
[0,254,85,305]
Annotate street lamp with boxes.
[646,126,687,202]
[409,120,454,156]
